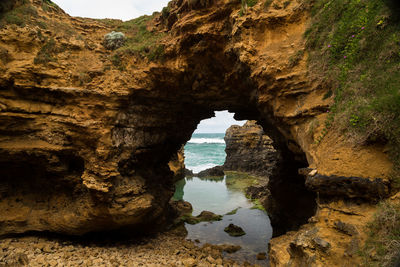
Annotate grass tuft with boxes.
[33,38,66,65]
[240,0,258,16]
[250,199,266,211]
[225,208,240,215]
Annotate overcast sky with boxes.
[194,111,246,134]
[52,0,170,21]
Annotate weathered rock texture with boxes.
[196,165,224,177]
[169,146,186,181]
[0,0,396,265]
[224,120,279,177]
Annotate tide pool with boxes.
[173,173,272,266]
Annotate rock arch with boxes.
[0,0,392,239]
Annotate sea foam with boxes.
[186,163,219,173]
[188,138,225,144]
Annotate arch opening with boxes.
[166,110,317,239]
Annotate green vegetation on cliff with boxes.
[0,0,37,28]
[306,1,400,265]
[100,15,165,62]
[361,201,400,267]
[0,0,60,28]
[306,0,400,188]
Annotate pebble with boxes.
[256,252,267,260]
[0,230,262,267]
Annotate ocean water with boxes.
[184,133,226,173]
[173,133,272,265]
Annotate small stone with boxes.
[224,224,246,237]
[308,216,318,223]
[334,220,358,236]
[256,252,267,260]
[48,259,58,266]
[312,237,331,252]
[309,169,318,176]
[219,244,241,253]
[182,257,197,267]
[206,256,215,264]
[16,253,29,265]
[42,244,53,253]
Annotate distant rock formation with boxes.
[224,121,280,178]
[196,165,224,177]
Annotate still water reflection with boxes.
[173,174,273,265]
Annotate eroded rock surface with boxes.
[196,165,224,177]
[224,120,279,177]
[169,146,186,181]
[0,0,396,266]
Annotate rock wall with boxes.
[224,120,279,177]
[0,0,396,265]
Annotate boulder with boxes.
[224,224,246,237]
[184,210,222,224]
[196,166,224,177]
[224,121,279,178]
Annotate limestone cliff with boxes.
[224,120,279,177]
[0,0,397,266]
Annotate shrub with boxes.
[147,45,165,61]
[247,0,258,7]
[103,31,126,50]
[288,49,304,67]
[0,0,15,14]
[360,201,400,267]
[110,53,126,71]
[0,46,12,64]
[41,0,60,12]
[98,15,165,62]
[162,6,170,18]
[0,2,38,28]
[3,13,24,26]
[34,38,57,65]
[264,0,273,10]
[112,15,165,61]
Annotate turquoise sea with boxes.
[184,133,226,173]
[173,133,272,265]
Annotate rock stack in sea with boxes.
[224,121,280,178]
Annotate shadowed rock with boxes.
[196,166,224,177]
[224,121,279,178]
[305,173,390,200]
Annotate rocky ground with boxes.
[0,227,264,267]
